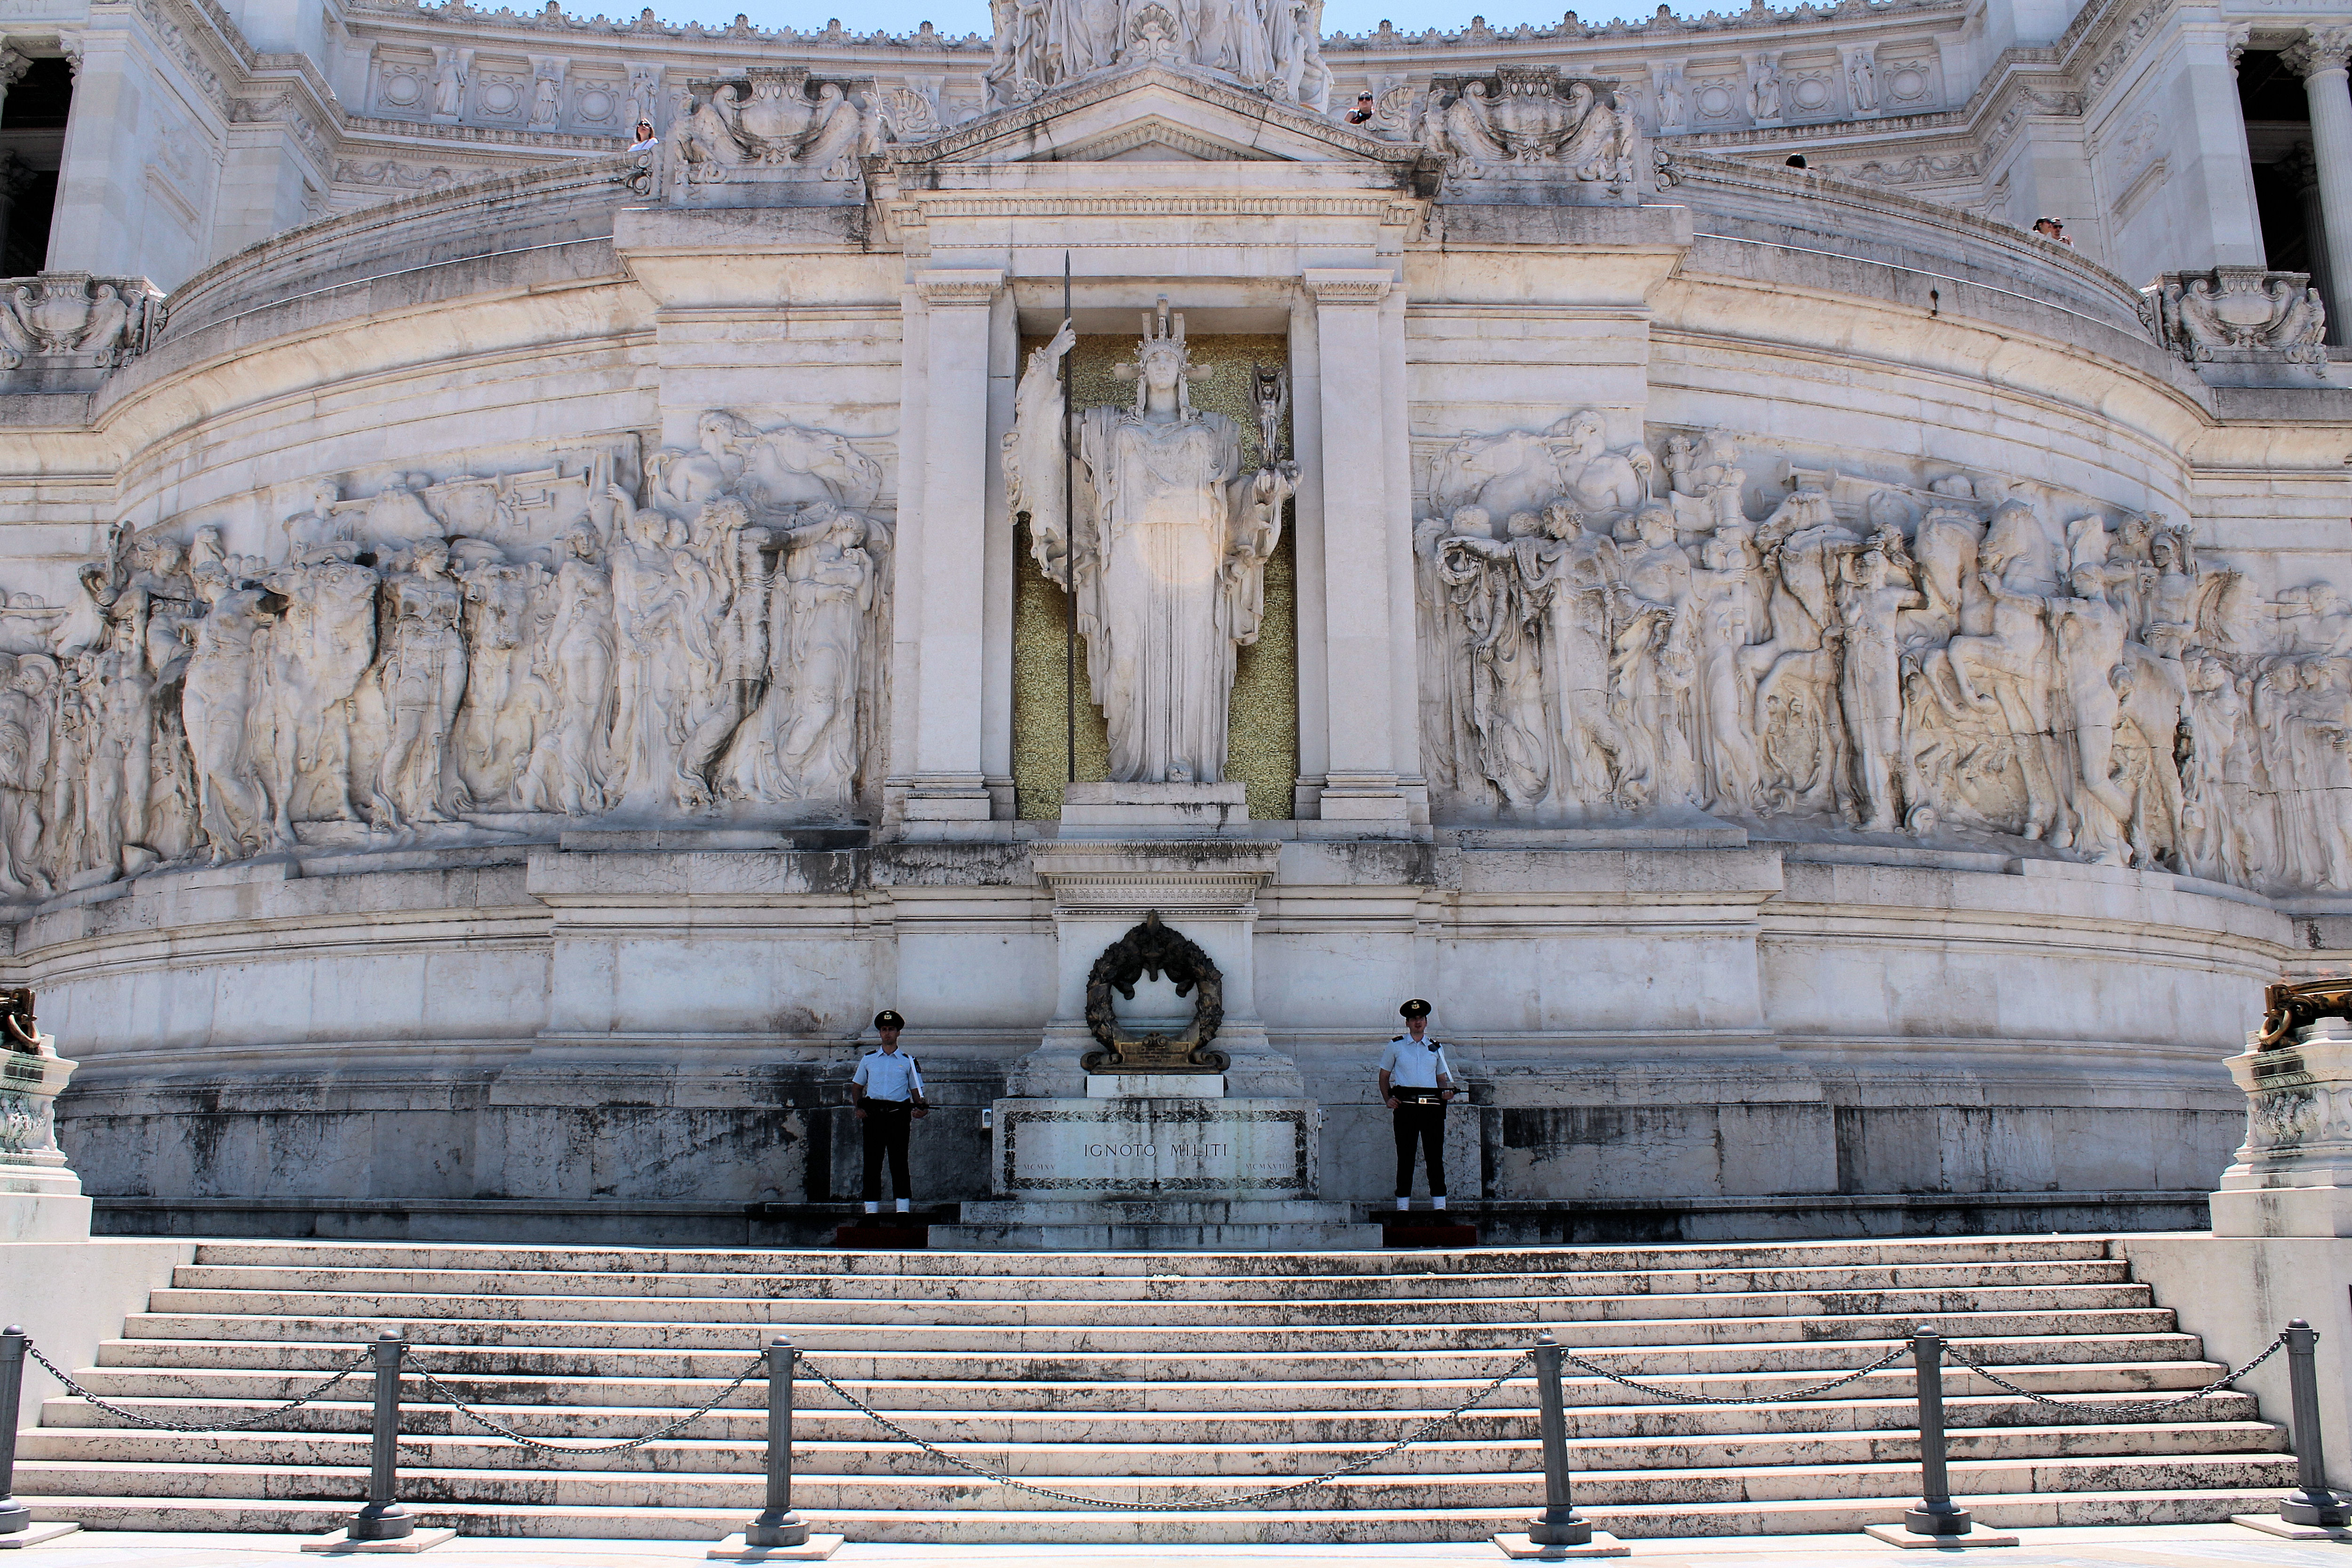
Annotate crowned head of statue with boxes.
[1115,297,1210,417]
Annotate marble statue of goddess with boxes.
[1008,301,1296,785]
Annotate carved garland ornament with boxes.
[1080,911,1229,1074]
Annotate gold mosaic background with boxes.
[1012,332,1298,820]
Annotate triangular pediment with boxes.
[879,64,1430,173]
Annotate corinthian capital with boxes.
[0,48,30,92]
[2283,26,2352,78]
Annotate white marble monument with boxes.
[0,0,2343,1244]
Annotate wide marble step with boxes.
[14,1421,2286,1477]
[179,1238,2121,1279]
[54,1360,2247,1416]
[112,1308,2187,1355]
[12,1236,2288,1544]
[165,1259,2138,1302]
[137,1282,2158,1328]
[21,1488,2305,1544]
[30,1391,2268,1442]
[11,1451,2300,1510]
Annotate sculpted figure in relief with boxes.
[1008,303,1296,785]
[981,0,1331,111]
[370,538,469,830]
[1414,421,2352,891]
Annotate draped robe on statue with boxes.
[1080,405,1249,784]
[1009,335,1280,788]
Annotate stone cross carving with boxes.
[1007,301,1296,787]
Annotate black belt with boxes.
[865,1099,914,1109]
[1394,1089,1446,1105]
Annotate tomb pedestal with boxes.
[930,801,1377,1250]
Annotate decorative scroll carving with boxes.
[1405,66,1639,197]
[1080,911,1230,1074]
[2148,268,2328,373]
[666,68,894,203]
[1417,418,2352,896]
[0,416,892,898]
[0,275,162,384]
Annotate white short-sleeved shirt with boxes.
[854,1049,924,1102]
[1380,1035,1451,1090]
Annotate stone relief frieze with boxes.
[1416,415,2352,895]
[983,0,1333,113]
[0,416,893,897]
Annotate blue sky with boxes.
[704,0,1580,38]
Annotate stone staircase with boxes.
[14,1235,2298,1543]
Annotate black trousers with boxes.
[861,1102,913,1202]
[1392,1100,1446,1198]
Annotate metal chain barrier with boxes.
[406,1355,767,1455]
[796,1349,1535,1512]
[26,1340,374,1433]
[1942,1330,2289,1420]
[1552,1339,1914,1407]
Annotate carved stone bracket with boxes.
[1080,910,1230,1074]
[2146,266,2328,377]
[0,274,164,390]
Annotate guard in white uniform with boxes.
[1379,999,1456,1211]
[853,1010,928,1215]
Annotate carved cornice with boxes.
[1302,267,1392,304]
[912,268,1003,305]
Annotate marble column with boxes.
[888,268,1004,830]
[0,48,28,270]
[1302,267,1412,826]
[2286,143,2340,345]
[0,48,28,117]
[2286,28,2352,344]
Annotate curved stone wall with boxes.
[0,43,2343,1239]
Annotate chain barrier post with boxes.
[2280,1320,2352,1528]
[747,1336,810,1548]
[345,1332,414,1543]
[1902,1325,1972,1538]
[1525,1331,1592,1547]
[0,1327,30,1535]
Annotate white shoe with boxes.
[1395,1196,1413,1211]
[895,1199,912,1214]
[863,1201,879,1216]
[1432,1195,1447,1211]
